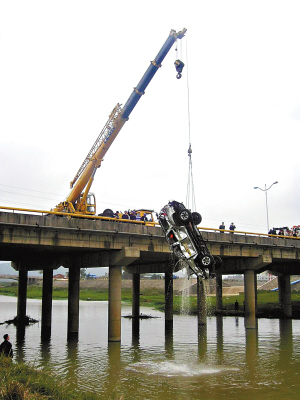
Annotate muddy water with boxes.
[1,295,300,399]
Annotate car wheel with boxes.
[178,209,192,224]
[102,209,114,217]
[192,212,202,225]
[200,254,214,267]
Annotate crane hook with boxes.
[174,59,185,79]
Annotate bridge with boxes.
[0,207,299,341]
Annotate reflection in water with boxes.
[279,318,293,354]
[245,328,258,380]
[40,336,51,366]
[66,334,79,384]
[3,297,300,399]
[65,330,79,387]
[216,316,223,356]
[278,318,293,385]
[106,342,121,399]
[131,318,140,363]
[15,323,26,363]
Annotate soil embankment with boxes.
[53,278,246,296]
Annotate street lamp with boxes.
[254,181,278,233]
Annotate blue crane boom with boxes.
[55,28,187,215]
[122,28,187,120]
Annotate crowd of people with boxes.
[268,226,300,237]
[111,210,152,222]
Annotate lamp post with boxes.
[254,181,278,233]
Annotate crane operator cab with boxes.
[85,193,96,214]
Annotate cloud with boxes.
[290,107,300,121]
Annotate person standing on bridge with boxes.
[122,211,129,220]
[229,222,236,233]
[0,334,13,358]
[219,222,225,231]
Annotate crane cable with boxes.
[183,37,196,212]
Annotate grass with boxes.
[0,355,98,399]
[2,285,300,318]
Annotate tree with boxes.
[80,268,87,280]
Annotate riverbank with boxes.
[1,283,300,319]
[0,355,99,400]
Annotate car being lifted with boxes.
[158,200,218,279]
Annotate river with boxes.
[1,295,300,399]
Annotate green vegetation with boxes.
[143,290,300,317]
[0,355,98,399]
[2,285,300,318]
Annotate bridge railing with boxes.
[0,205,299,240]
[199,226,300,240]
[0,205,158,226]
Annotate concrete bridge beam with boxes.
[109,247,140,267]
[223,254,273,274]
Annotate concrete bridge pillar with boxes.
[197,276,207,325]
[108,266,122,342]
[278,275,292,318]
[165,270,173,326]
[107,247,140,342]
[17,270,28,321]
[244,269,256,329]
[68,267,80,337]
[216,272,223,311]
[254,273,258,310]
[132,273,140,319]
[42,269,53,337]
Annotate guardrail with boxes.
[0,205,157,226]
[0,205,299,240]
[200,226,300,240]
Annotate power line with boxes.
[0,183,63,197]
[0,189,60,202]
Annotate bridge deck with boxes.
[0,211,299,275]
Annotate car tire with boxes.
[177,209,192,224]
[192,212,202,225]
[102,209,114,217]
[200,254,214,267]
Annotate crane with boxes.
[54,28,187,215]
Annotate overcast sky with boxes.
[0,0,299,235]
